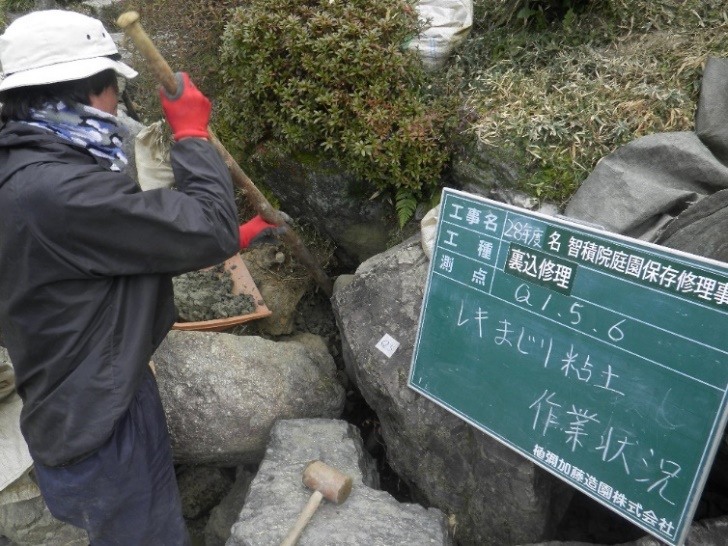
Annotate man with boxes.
[0,10,279,545]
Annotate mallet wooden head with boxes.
[280,461,353,546]
[302,460,353,504]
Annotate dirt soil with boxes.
[173,264,256,322]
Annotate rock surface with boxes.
[204,468,255,546]
[331,236,574,545]
[227,418,453,546]
[241,246,315,336]
[254,152,398,269]
[0,473,86,546]
[153,331,346,465]
[178,466,235,520]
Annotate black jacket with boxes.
[0,122,239,466]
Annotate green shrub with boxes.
[0,0,32,27]
[491,0,595,28]
[217,0,459,226]
[3,0,34,11]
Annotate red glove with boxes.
[159,72,210,141]
[238,215,287,249]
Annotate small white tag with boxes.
[375,334,400,358]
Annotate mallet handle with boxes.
[116,11,177,95]
[116,12,334,297]
[280,490,324,546]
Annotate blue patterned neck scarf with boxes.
[22,100,129,172]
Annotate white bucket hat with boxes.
[0,10,137,92]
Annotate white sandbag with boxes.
[135,120,175,191]
[406,0,473,71]
[420,204,440,260]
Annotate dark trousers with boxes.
[33,370,190,546]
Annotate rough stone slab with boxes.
[226,418,452,546]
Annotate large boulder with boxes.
[253,151,398,269]
[227,418,453,546]
[451,136,528,201]
[0,473,86,546]
[331,236,574,545]
[153,331,345,465]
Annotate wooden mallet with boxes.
[280,460,353,546]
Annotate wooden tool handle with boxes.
[116,11,334,297]
[117,11,177,95]
[280,490,323,546]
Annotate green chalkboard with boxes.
[409,188,728,546]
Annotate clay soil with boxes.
[173,264,256,322]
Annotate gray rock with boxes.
[227,418,452,546]
[82,0,122,14]
[241,247,313,336]
[253,152,397,269]
[0,474,86,546]
[177,466,235,520]
[153,331,345,465]
[331,236,573,545]
[449,138,553,212]
[32,0,57,9]
[111,32,135,67]
[521,542,597,546]
[628,515,728,545]
[451,137,526,197]
[205,468,255,546]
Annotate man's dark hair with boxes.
[0,68,118,122]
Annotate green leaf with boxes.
[395,188,418,228]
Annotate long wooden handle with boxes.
[117,11,334,297]
[280,490,323,546]
[117,11,177,94]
